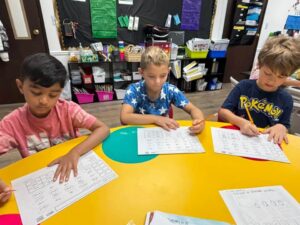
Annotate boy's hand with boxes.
[0,180,11,204]
[262,124,288,144]
[155,116,179,131]
[240,120,260,136]
[48,150,80,183]
[189,119,205,134]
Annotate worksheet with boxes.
[12,151,117,225]
[145,210,230,225]
[211,127,289,163]
[137,127,205,155]
[220,186,300,225]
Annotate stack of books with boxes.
[183,61,207,82]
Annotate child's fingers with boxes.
[64,168,72,182]
[73,162,78,177]
[59,166,69,183]
[53,164,63,182]
[1,192,11,202]
[283,134,289,144]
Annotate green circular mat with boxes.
[102,126,157,163]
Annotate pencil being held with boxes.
[240,103,260,136]
[189,113,217,134]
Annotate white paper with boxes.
[220,186,300,225]
[12,151,117,225]
[211,127,289,163]
[145,210,230,225]
[138,127,205,155]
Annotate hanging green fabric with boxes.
[90,0,117,38]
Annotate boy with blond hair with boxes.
[219,36,300,144]
[121,46,205,133]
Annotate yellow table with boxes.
[1,121,300,225]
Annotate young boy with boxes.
[219,36,300,144]
[120,46,205,134]
[0,53,109,183]
[0,179,11,204]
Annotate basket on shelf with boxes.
[75,93,94,104]
[124,45,144,62]
[96,91,114,102]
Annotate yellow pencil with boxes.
[244,103,254,124]
[199,113,218,124]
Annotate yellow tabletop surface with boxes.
[0,121,300,225]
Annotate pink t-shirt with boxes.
[0,99,97,158]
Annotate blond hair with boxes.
[140,46,169,69]
[258,36,300,76]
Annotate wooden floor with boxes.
[0,83,232,168]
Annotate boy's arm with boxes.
[49,119,110,183]
[183,103,205,134]
[218,108,259,136]
[283,78,300,88]
[120,104,179,131]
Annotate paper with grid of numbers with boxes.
[12,151,117,225]
[220,186,300,225]
[137,127,205,155]
[211,127,289,163]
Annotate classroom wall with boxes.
[38,1,296,77]
[39,0,229,69]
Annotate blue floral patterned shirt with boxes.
[123,80,189,116]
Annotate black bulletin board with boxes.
[56,0,215,48]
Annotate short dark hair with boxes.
[20,53,66,88]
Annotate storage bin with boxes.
[208,50,227,58]
[92,67,106,83]
[75,93,94,104]
[124,45,143,62]
[96,91,114,102]
[185,47,208,59]
[170,43,178,60]
[115,89,126,100]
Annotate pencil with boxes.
[3,189,16,193]
[198,113,218,124]
[244,103,254,124]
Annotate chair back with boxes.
[290,102,300,136]
[230,76,239,87]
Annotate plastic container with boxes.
[96,91,114,102]
[75,93,94,104]
[185,47,208,59]
[115,89,126,100]
[170,43,179,60]
[208,50,227,58]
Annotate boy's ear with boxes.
[16,79,24,94]
[138,67,145,77]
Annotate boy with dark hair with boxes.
[0,53,109,183]
[219,36,300,144]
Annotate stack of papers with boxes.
[211,127,290,163]
[12,151,117,225]
[137,127,205,155]
[183,61,207,82]
[145,211,230,225]
[220,186,300,224]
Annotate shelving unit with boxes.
[68,61,141,104]
[68,54,226,104]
